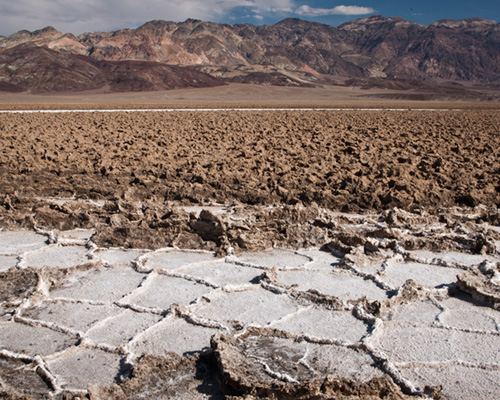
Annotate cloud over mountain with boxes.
[295,5,375,16]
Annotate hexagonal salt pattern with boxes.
[2,225,500,399]
[140,249,217,271]
[381,260,462,289]
[50,265,148,302]
[0,322,77,357]
[47,347,123,391]
[128,316,220,357]
[94,248,145,266]
[0,231,48,255]
[23,245,95,269]
[233,249,311,270]
[274,269,389,301]
[191,287,301,327]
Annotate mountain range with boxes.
[1,16,499,94]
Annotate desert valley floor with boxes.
[0,85,500,399]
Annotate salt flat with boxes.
[0,105,499,399]
[1,205,499,399]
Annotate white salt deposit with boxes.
[47,347,122,391]
[121,273,214,310]
[129,316,219,356]
[192,287,301,327]
[0,231,47,255]
[0,255,18,271]
[381,260,462,288]
[233,249,311,270]
[94,248,145,266]
[50,266,147,302]
[1,221,499,398]
[23,245,95,269]
[141,249,217,271]
[275,269,389,301]
[0,323,77,356]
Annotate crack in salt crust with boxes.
[0,205,499,399]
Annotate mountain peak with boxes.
[430,18,497,29]
[31,26,62,37]
[339,15,414,30]
[1,16,500,93]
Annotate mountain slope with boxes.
[0,44,224,93]
[1,16,499,93]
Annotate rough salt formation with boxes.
[0,204,499,399]
[1,110,500,225]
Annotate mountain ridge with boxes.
[1,16,499,94]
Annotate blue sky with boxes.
[0,0,499,36]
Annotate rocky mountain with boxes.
[1,16,499,93]
[0,42,224,93]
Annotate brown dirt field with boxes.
[1,105,499,251]
[1,109,499,208]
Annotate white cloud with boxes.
[0,0,376,36]
[295,4,375,16]
[0,0,294,35]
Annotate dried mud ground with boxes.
[1,107,500,400]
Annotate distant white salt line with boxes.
[0,107,468,114]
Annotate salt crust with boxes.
[0,224,499,399]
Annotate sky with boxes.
[1,0,499,37]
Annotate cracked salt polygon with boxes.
[178,261,262,287]
[383,299,442,324]
[0,255,18,271]
[372,324,455,363]
[270,306,369,343]
[0,231,47,255]
[50,266,147,302]
[296,249,341,271]
[381,261,461,288]
[232,335,314,382]
[24,245,94,269]
[235,334,382,383]
[142,250,217,271]
[0,322,77,356]
[450,331,500,364]
[95,248,145,266]
[275,269,388,301]
[407,250,498,267]
[441,306,500,333]
[234,249,310,269]
[398,363,500,400]
[47,347,122,391]
[122,273,214,310]
[305,343,384,381]
[437,295,500,331]
[0,357,50,396]
[129,316,219,356]
[191,287,300,326]
[22,301,122,332]
[86,309,163,347]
